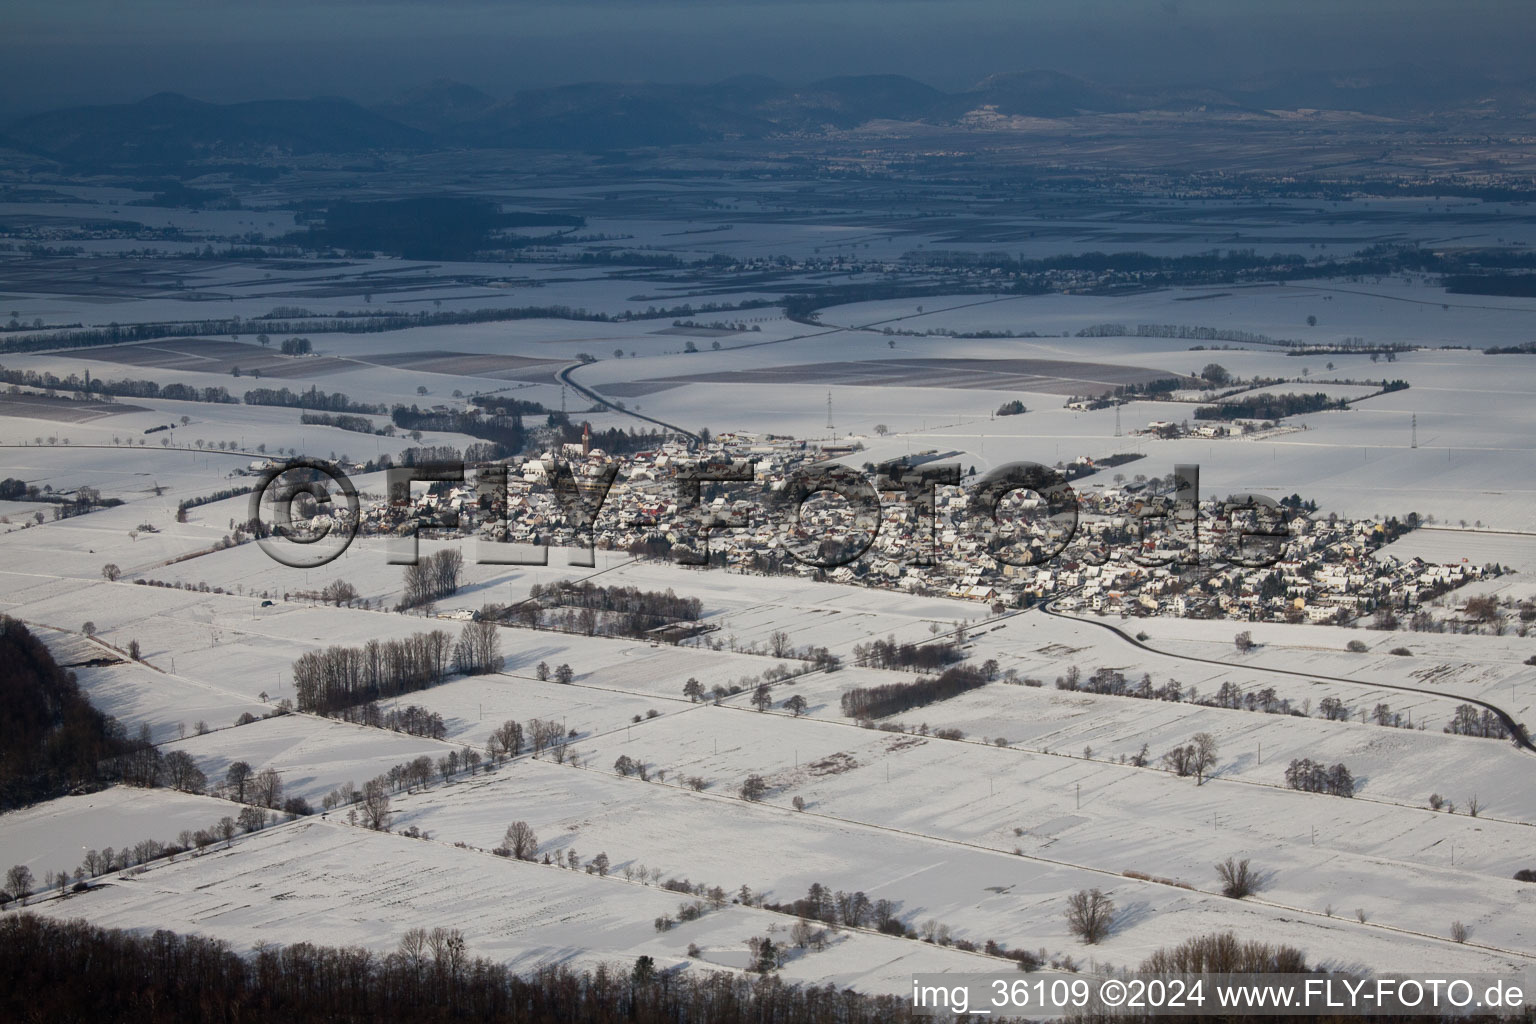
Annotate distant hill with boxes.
[4,92,430,168]
[371,79,499,132]
[9,66,1536,167]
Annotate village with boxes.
[318,426,1503,630]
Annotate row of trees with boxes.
[850,635,963,672]
[0,365,236,403]
[1444,702,1511,739]
[290,620,501,715]
[526,581,703,637]
[2,804,288,912]
[330,702,448,739]
[839,664,989,720]
[390,405,525,452]
[299,411,382,435]
[242,385,384,414]
[400,550,464,610]
[1193,390,1350,421]
[317,714,578,830]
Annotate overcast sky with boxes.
[4,0,1532,117]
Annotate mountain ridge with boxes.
[8,66,1534,168]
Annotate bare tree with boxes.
[740,774,767,801]
[503,821,538,860]
[163,750,206,793]
[253,767,283,808]
[789,918,814,948]
[1216,857,1258,899]
[225,761,253,803]
[1065,888,1114,944]
[1191,732,1219,785]
[5,865,33,905]
[361,779,391,830]
[492,720,523,760]
[453,619,504,675]
[433,549,464,596]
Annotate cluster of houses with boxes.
[335,431,1493,625]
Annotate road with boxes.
[1039,597,1535,755]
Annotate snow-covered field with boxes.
[24,816,998,994]
[4,207,1536,995]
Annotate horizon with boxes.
[5,0,1534,119]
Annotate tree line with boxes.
[2,806,287,912]
[0,365,236,403]
[391,405,529,451]
[839,663,990,720]
[243,385,386,415]
[849,634,963,672]
[299,411,384,435]
[290,620,502,716]
[400,550,464,611]
[524,581,703,637]
[1193,391,1349,421]
[1444,703,1510,739]
[0,302,768,356]
[0,915,922,1023]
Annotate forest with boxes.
[0,616,132,810]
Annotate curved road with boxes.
[554,292,1027,444]
[1039,597,1535,755]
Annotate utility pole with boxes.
[1114,403,1122,438]
[826,391,834,438]
[1411,413,1418,449]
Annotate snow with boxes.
[5,198,1536,992]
